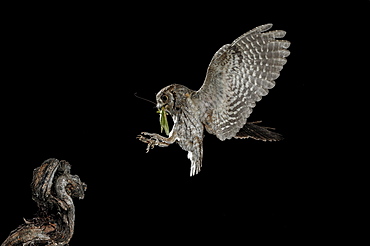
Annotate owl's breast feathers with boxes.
[172,94,204,176]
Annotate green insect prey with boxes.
[157,107,170,136]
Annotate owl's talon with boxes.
[137,135,149,144]
[140,132,156,137]
[137,133,161,153]
[146,141,155,153]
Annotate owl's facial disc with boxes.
[156,93,173,113]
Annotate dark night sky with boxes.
[1,1,368,244]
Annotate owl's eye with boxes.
[161,95,168,102]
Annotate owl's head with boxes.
[156,84,193,115]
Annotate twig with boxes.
[1,159,86,246]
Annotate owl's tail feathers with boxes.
[234,121,283,141]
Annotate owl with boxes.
[137,24,290,176]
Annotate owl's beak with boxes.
[157,104,169,112]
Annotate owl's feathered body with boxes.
[138,24,290,176]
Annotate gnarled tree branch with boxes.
[2,159,86,246]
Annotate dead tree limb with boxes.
[2,159,87,246]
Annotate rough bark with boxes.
[2,159,86,246]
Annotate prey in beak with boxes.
[157,106,170,136]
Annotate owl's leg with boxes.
[137,132,176,153]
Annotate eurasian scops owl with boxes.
[138,24,290,176]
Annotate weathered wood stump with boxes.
[2,159,86,246]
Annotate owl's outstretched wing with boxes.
[195,24,290,141]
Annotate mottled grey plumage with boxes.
[138,24,290,176]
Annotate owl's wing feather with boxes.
[196,24,290,140]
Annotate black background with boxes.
[1,1,368,244]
